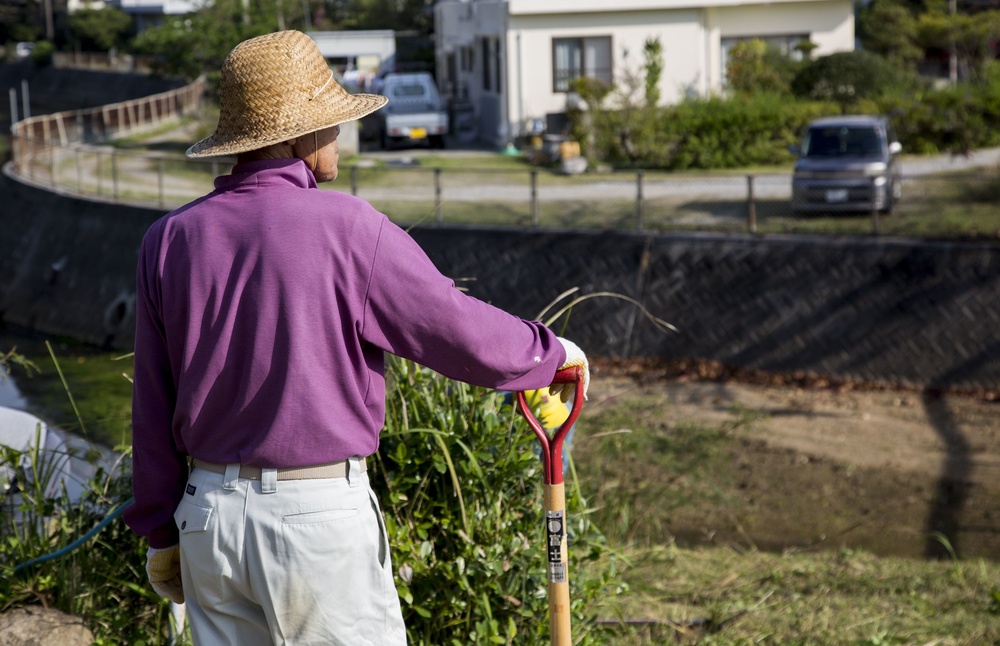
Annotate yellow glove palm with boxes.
[146,545,184,604]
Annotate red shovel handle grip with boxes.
[552,365,583,384]
[516,365,585,485]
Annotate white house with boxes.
[434,0,855,148]
[112,0,202,32]
[308,30,397,86]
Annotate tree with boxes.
[69,8,133,52]
[917,6,1000,81]
[857,0,924,70]
[319,0,435,34]
[791,50,903,109]
[130,0,272,79]
[726,38,797,95]
[643,37,663,106]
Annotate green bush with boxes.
[374,358,620,645]
[28,41,54,66]
[573,47,1000,170]
[726,38,800,96]
[871,71,1000,155]
[648,95,838,170]
[0,442,171,644]
[791,50,904,107]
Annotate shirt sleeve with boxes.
[361,218,566,390]
[123,230,188,548]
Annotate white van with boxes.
[373,72,449,149]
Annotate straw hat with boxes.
[186,30,388,158]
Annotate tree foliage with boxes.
[726,38,799,96]
[130,0,272,79]
[917,6,1000,81]
[643,37,663,107]
[857,0,924,70]
[791,50,903,108]
[68,8,133,53]
[319,0,435,34]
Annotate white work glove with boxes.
[146,545,184,604]
[549,337,590,403]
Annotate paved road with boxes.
[356,145,1000,202]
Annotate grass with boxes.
[567,387,1000,644]
[2,333,998,643]
[0,331,133,451]
[592,544,1000,644]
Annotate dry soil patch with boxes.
[585,359,1000,561]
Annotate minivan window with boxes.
[391,84,427,98]
[803,126,883,157]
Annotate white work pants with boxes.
[173,460,407,645]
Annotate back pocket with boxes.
[282,507,358,525]
[174,500,213,534]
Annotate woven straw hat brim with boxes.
[186,30,388,159]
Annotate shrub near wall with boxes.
[877,68,1000,154]
[656,95,839,170]
[578,93,840,170]
[579,53,1000,170]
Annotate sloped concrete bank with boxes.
[2,168,999,390]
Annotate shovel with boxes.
[516,365,586,646]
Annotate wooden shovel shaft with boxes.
[544,482,571,645]
[517,365,584,646]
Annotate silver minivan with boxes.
[790,115,902,215]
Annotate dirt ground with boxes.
[585,358,1000,562]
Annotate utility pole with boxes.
[949,0,958,83]
[43,0,55,41]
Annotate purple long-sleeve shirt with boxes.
[125,158,565,548]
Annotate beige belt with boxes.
[192,458,365,481]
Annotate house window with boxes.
[552,36,612,92]
[482,38,492,91]
[720,34,809,84]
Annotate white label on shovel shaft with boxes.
[545,511,566,576]
[548,562,567,584]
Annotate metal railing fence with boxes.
[9,77,206,179]
[9,88,1000,239]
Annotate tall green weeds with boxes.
[374,357,622,645]
[0,349,172,643]
[0,347,622,643]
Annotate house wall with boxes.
[508,10,705,122]
[710,1,853,57]
[705,0,853,88]
[437,0,855,146]
[507,0,853,131]
[435,0,509,144]
[309,30,396,77]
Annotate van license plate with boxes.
[825,189,849,203]
[410,128,427,139]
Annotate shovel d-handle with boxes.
[516,365,585,646]
[516,365,585,486]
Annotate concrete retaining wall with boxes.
[2,168,999,390]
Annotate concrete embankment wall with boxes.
[2,168,1000,390]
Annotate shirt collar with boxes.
[214,158,318,191]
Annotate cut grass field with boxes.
[2,332,998,644]
[570,381,1000,644]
